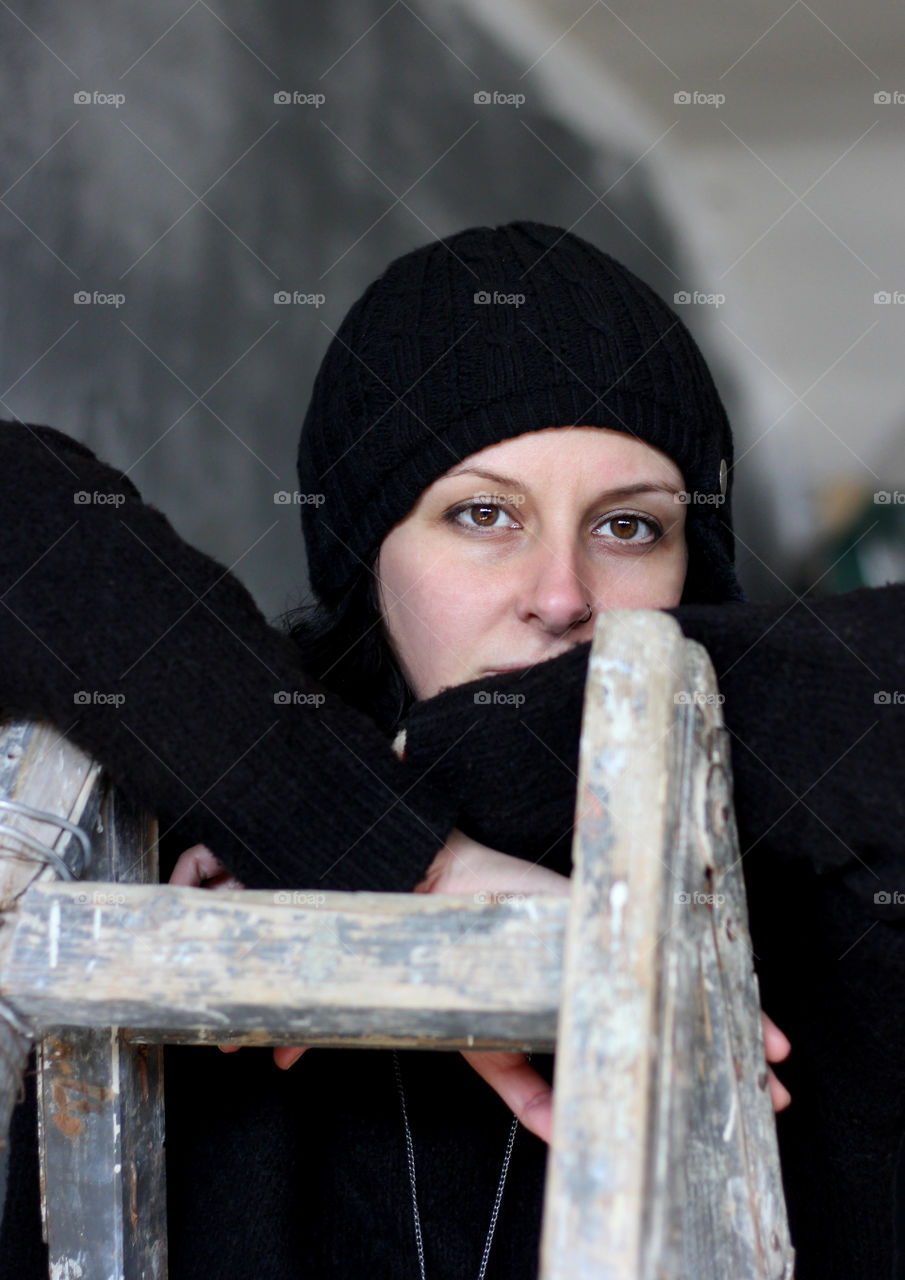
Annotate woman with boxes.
[1,222,902,1278]
[177,418,792,1129]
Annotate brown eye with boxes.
[610,515,639,540]
[597,512,663,544]
[445,502,515,531]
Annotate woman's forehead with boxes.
[437,425,684,485]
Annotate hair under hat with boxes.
[297,221,744,608]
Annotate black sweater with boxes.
[1,418,904,1278]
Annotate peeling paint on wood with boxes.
[0,615,794,1279]
[42,783,167,1280]
[3,885,565,1048]
[0,718,105,1241]
[538,611,795,1280]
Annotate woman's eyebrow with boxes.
[441,466,682,500]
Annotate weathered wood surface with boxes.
[0,717,104,1239]
[4,884,566,1049]
[0,612,795,1280]
[0,717,101,908]
[538,610,794,1280]
[675,644,792,1280]
[36,782,166,1280]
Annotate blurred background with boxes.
[4,1,905,1265]
[2,0,904,620]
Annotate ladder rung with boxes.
[2,882,565,1050]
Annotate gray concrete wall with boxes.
[2,0,756,620]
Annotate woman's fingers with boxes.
[168,843,227,886]
[761,1011,791,1063]
[767,1065,791,1112]
[761,1011,791,1112]
[463,1046,790,1133]
[460,1049,553,1144]
[168,843,244,890]
[170,847,301,1070]
[171,846,247,1055]
[216,1043,308,1066]
[413,832,572,899]
[204,868,245,890]
[273,1046,309,1070]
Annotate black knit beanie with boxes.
[297,221,744,608]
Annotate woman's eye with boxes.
[444,504,664,542]
[597,513,662,543]
[447,502,517,531]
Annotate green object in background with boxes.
[812,489,905,594]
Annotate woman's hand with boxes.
[413,829,570,1145]
[168,842,244,891]
[762,1011,792,1111]
[414,830,792,1141]
[412,828,571,899]
[167,844,308,1070]
[168,837,791,1120]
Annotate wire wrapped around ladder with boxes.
[0,797,91,880]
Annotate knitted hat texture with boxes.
[297,221,743,607]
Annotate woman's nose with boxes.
[518,541,592,633]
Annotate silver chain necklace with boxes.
[392,1049,523,1280]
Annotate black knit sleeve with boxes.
[669,589,905,918]
[403,649,588,877]
[0,420,460,892]
[402,587,905,910]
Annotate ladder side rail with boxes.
[36,782,166,1280]
[675,641,794,1279]
[537,611,794,1280]
[0,717,104,1246]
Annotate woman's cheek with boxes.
[598,544,687,610]
[412,575,495,694]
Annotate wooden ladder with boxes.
[0,610,795,1279]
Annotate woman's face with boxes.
[375,425,688,700]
